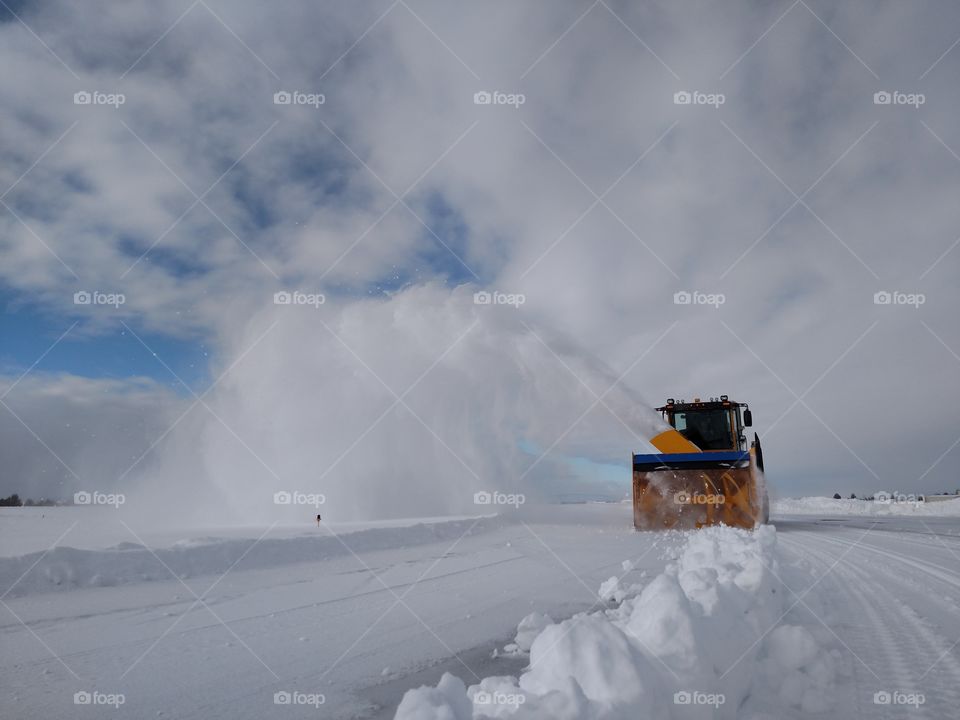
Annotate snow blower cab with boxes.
[632,396,768,530]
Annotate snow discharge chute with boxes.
[632,396,768,530]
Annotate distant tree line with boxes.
[0,494,61,507]
[832,490,960,501]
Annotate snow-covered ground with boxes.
[2,503,959,719]
[0,508,505,596]
[772,495,960,517]
[0,506,486,558]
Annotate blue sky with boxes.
[0,293,212,392]
[2,0,960,512]
[0,195,476,394]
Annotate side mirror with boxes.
[743,409,753,427]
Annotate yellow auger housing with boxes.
[633,396,768,530]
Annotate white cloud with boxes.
[0,374,183,501]
[2,0,960,513]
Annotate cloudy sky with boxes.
[1,0,959,521]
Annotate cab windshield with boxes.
[672,409,732,450]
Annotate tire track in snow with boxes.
[781,531,960,718]
[808,533,960,696]
[780,534,901,719]
[828,541,960,718]
[812,530,960,591]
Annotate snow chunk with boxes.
[760,625,836,712]
[597,576,619,601]
[522,614,664,710]
[514,612,553,652]
[395,673,472,720]
[767,625,819,671]
[626,574,704,677]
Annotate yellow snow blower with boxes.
[632,396,767,530]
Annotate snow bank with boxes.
[755,625,838,713]
[773,495,960,517]
[395,526,836,719]
[0,515,501,598]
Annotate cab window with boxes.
[672,410,732,450]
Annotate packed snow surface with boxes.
[3,503,960,719]
[0,508,503,597]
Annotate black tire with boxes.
[754,433,769,524]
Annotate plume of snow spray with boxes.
[132,284,667,524]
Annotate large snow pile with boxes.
[395,525,838,719]
[773,495,960,517]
